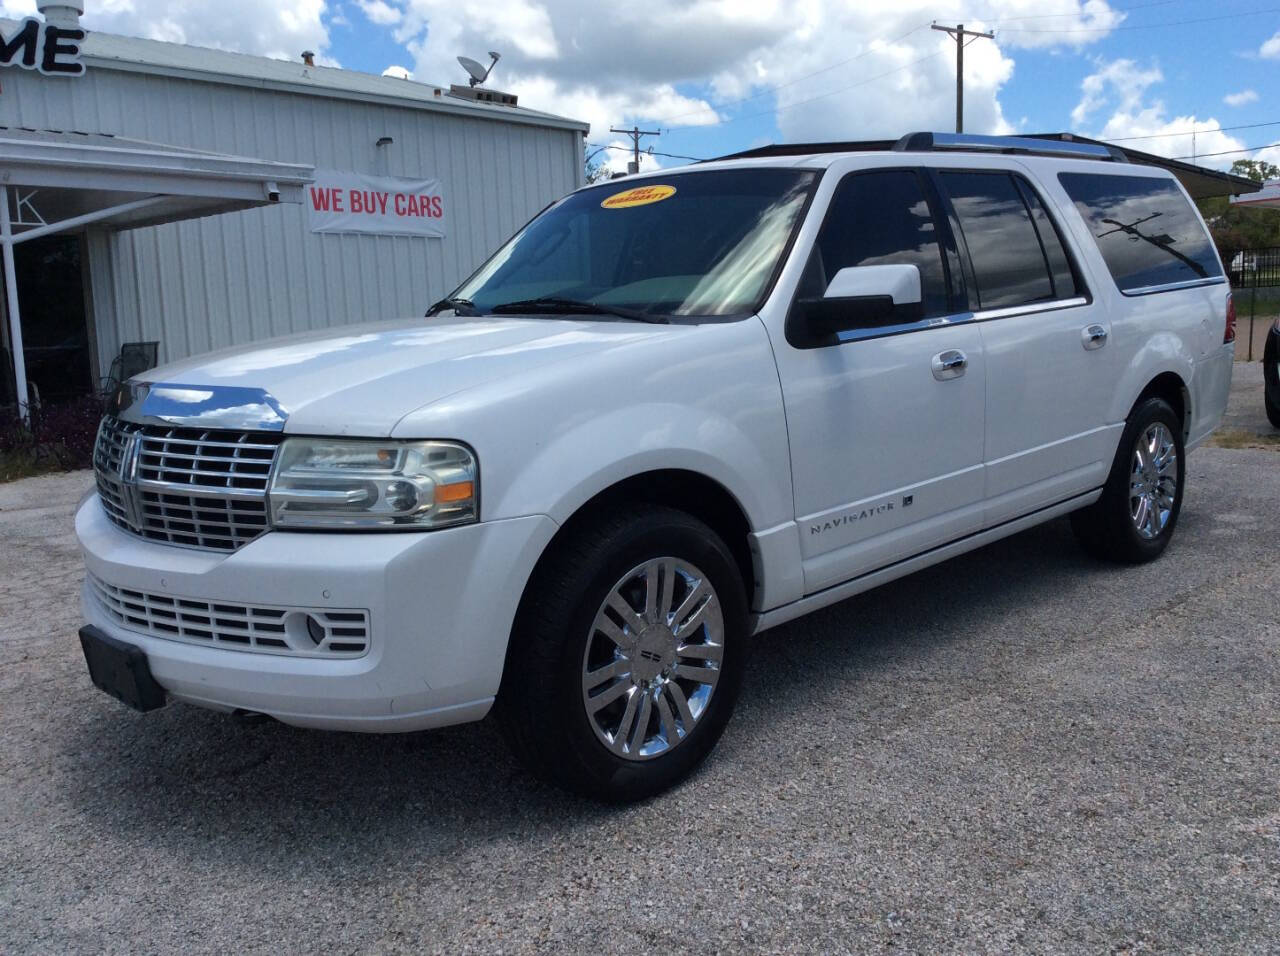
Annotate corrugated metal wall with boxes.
[0,66,583,374]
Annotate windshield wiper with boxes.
[488,297,668,324]
[425,297,481,317]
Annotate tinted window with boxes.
[1016,179,1080,300]
[807,170,951,318]
[454,168,817,317]
[1058,172,1222,292]
[942,171,1056,310]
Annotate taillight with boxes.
[1224,292,1236,344]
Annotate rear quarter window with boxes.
[1058,172,1222,293]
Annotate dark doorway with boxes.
[7,235,92,403]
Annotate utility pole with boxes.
[931,23,995,133]
[609,125,661,175]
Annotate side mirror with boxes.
[794,264,924,341]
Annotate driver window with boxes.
[805,170,952,319]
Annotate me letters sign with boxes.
[0,17,85,76]
[307,169,447,238]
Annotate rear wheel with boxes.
[497,505,747,802]
[1071,397,1185,563]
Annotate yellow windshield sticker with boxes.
[601,184,677,209]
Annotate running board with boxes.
[749,489,1100,635]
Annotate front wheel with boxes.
[497,505,748,802]
[1071,397,1185,563]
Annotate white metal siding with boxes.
[0,66,583,372]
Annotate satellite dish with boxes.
[457,51,501,87]
[457,57,488,83]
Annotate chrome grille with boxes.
[93,416,282,551]
[88,573,371,658]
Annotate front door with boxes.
[768,167,988,595]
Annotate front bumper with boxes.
[76,496,557,731]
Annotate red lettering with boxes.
[394,193,407,216]
[405,194,419,216]
[376,192,388,214]
[430,196,443,218]
[309,186,332,211]
[419,194,431,217]
[333,189,344,213]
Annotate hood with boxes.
[137,316,666,435]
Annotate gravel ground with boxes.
[1220,360,1274,438]
[1,369,1277,954]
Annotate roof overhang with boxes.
[1229,180,1280,208]
[0,127,314,230]
[1027,134,1260,200]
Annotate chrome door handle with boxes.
[931,349,967,381]
[1082,324,1108,350]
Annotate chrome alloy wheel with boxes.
[1129,421,1178,540]
[580,557,724,761]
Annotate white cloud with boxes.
[382,64,413,80]
[357,0,402,26]
[1223,89,1259,107]
[6,0,337,63]
[1070,58,1162,126]
[1260,31,1280,59]
[1071,58,1247,168]
[0,0,1134,163]
[385,0,1117,143]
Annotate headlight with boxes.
[268,439,478,530]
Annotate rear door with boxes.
[767,167,988,594]
[934,167,1122,525]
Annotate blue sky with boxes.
[5,0,1279,172]
[325,0,1280,172]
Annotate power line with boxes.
[1000,6,1280,33]
[1171,141,1280,160]
[968,0,1183,23]
[1104,120,1280,143]
[609,125,662,174]
[587,142,706,163]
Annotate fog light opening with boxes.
[283,610,329,649]
[306,614,326,646]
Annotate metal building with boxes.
[0,5,587,405]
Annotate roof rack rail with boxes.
[893,132,1128,163]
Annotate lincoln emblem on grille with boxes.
[116,433,144,527]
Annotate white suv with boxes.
[77,133,1235,801]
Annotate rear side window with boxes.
[1058,172,1222,293]
[941,171,1072,310]
[809,169,951,318]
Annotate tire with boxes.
[1266,336,1280,429]
[496,504,748,802]
[1070,397,1185,564]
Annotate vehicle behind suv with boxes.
[76,133,1235,801]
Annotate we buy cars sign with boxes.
[307,169,446,238]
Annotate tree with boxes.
[584,144,612,185]
[1229,158,1280,183]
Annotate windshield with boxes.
[452,168,818,318]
